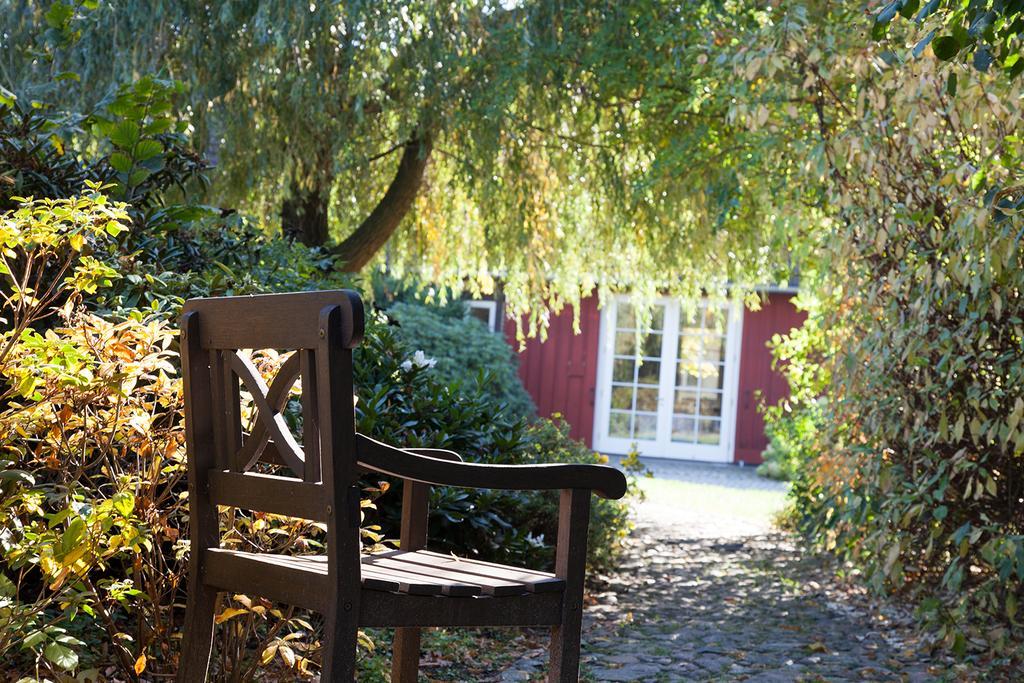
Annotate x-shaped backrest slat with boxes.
[228,351,306,477]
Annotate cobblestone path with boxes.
[498,460,961,682]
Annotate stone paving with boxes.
[497,459,962,682]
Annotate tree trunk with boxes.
[334,131,433,271]
[281,184,330,247]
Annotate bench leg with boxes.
[548,615,584,682]
[177,584,218,682]
[548,488,590,683]
[321,602,359,681]
[391,626,422,682]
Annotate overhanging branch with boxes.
[333,130,434,272]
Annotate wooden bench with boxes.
[176,290,627,681]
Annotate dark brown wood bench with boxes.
[176,290,627,681]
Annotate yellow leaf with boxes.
[134,653,147,675]
[260,644,278,665]
[279,644,296,667]
[62,544,89,567]
[69,233,84,251]
[214,607,248,624]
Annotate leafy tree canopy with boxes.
[872,0,1024,77]
[1,0,806,334]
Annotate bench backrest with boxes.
[180,290,365,541]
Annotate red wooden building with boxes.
[485,292,805,465]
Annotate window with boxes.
[594,296,742,462]
[466,299,498,332]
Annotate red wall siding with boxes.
[733,292,807,465]
[505,297,601,445]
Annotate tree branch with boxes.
[333,130,434,271]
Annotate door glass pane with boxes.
[671,415,696,442]
[611,385,634,410]
[612,359,635,382]
[674,390,697,415]
[634,414,657,440]
[677,362,700,387]
[635,387,659,412]
[703,363,724,390]
[636,360,661,385]
[702,334,725,362]
[703,307,726,332]
[698,418,721,445]
[614,332,636,356]
[616,303,636,329]
[700,391,722,416]
[678,335,702,360]
[641,333,663,359]
[708,362,724,389]
[609,411,632,437]
[648,306,665,331]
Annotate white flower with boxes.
[401,350,437,372]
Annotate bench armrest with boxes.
[355,433,628,500]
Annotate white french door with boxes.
[592,296,742,462]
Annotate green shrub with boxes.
[765,56,1024,663]
[385,300,536,420]
[0,189,634,680]
[356,319,633,574]
[514,418,637,574]
[757,324,826,483]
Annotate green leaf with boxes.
[898,0,919,19]
[16,374,37,399]
[44,1,73,29]
[133,139,163,161]
[0,85,17,107]
[128,168,151,186]
[108,121,140,150]
[22,630,46,650]
[933,36,960,60]
[0,573,15,597]
[113,491,135,517]
[109,152,132,173]
[59,518,86,557]
[0,469,35,486]
[933,505,948,521]
[43,641,78,671]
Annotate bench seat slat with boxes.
[366,550,564,595]
[202,548,563,605]
[203,548,329,611]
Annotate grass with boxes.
[636,474,789,523]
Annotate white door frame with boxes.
[592,295,744,463]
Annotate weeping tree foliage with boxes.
[872,0,1024,77]
[1,0,802,334]
[710,1,1024,661]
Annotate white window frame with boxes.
[592,295,744,463]
[465,300,498,332]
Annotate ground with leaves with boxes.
[478,462,992,682]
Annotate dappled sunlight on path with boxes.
[499,461,957,682]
